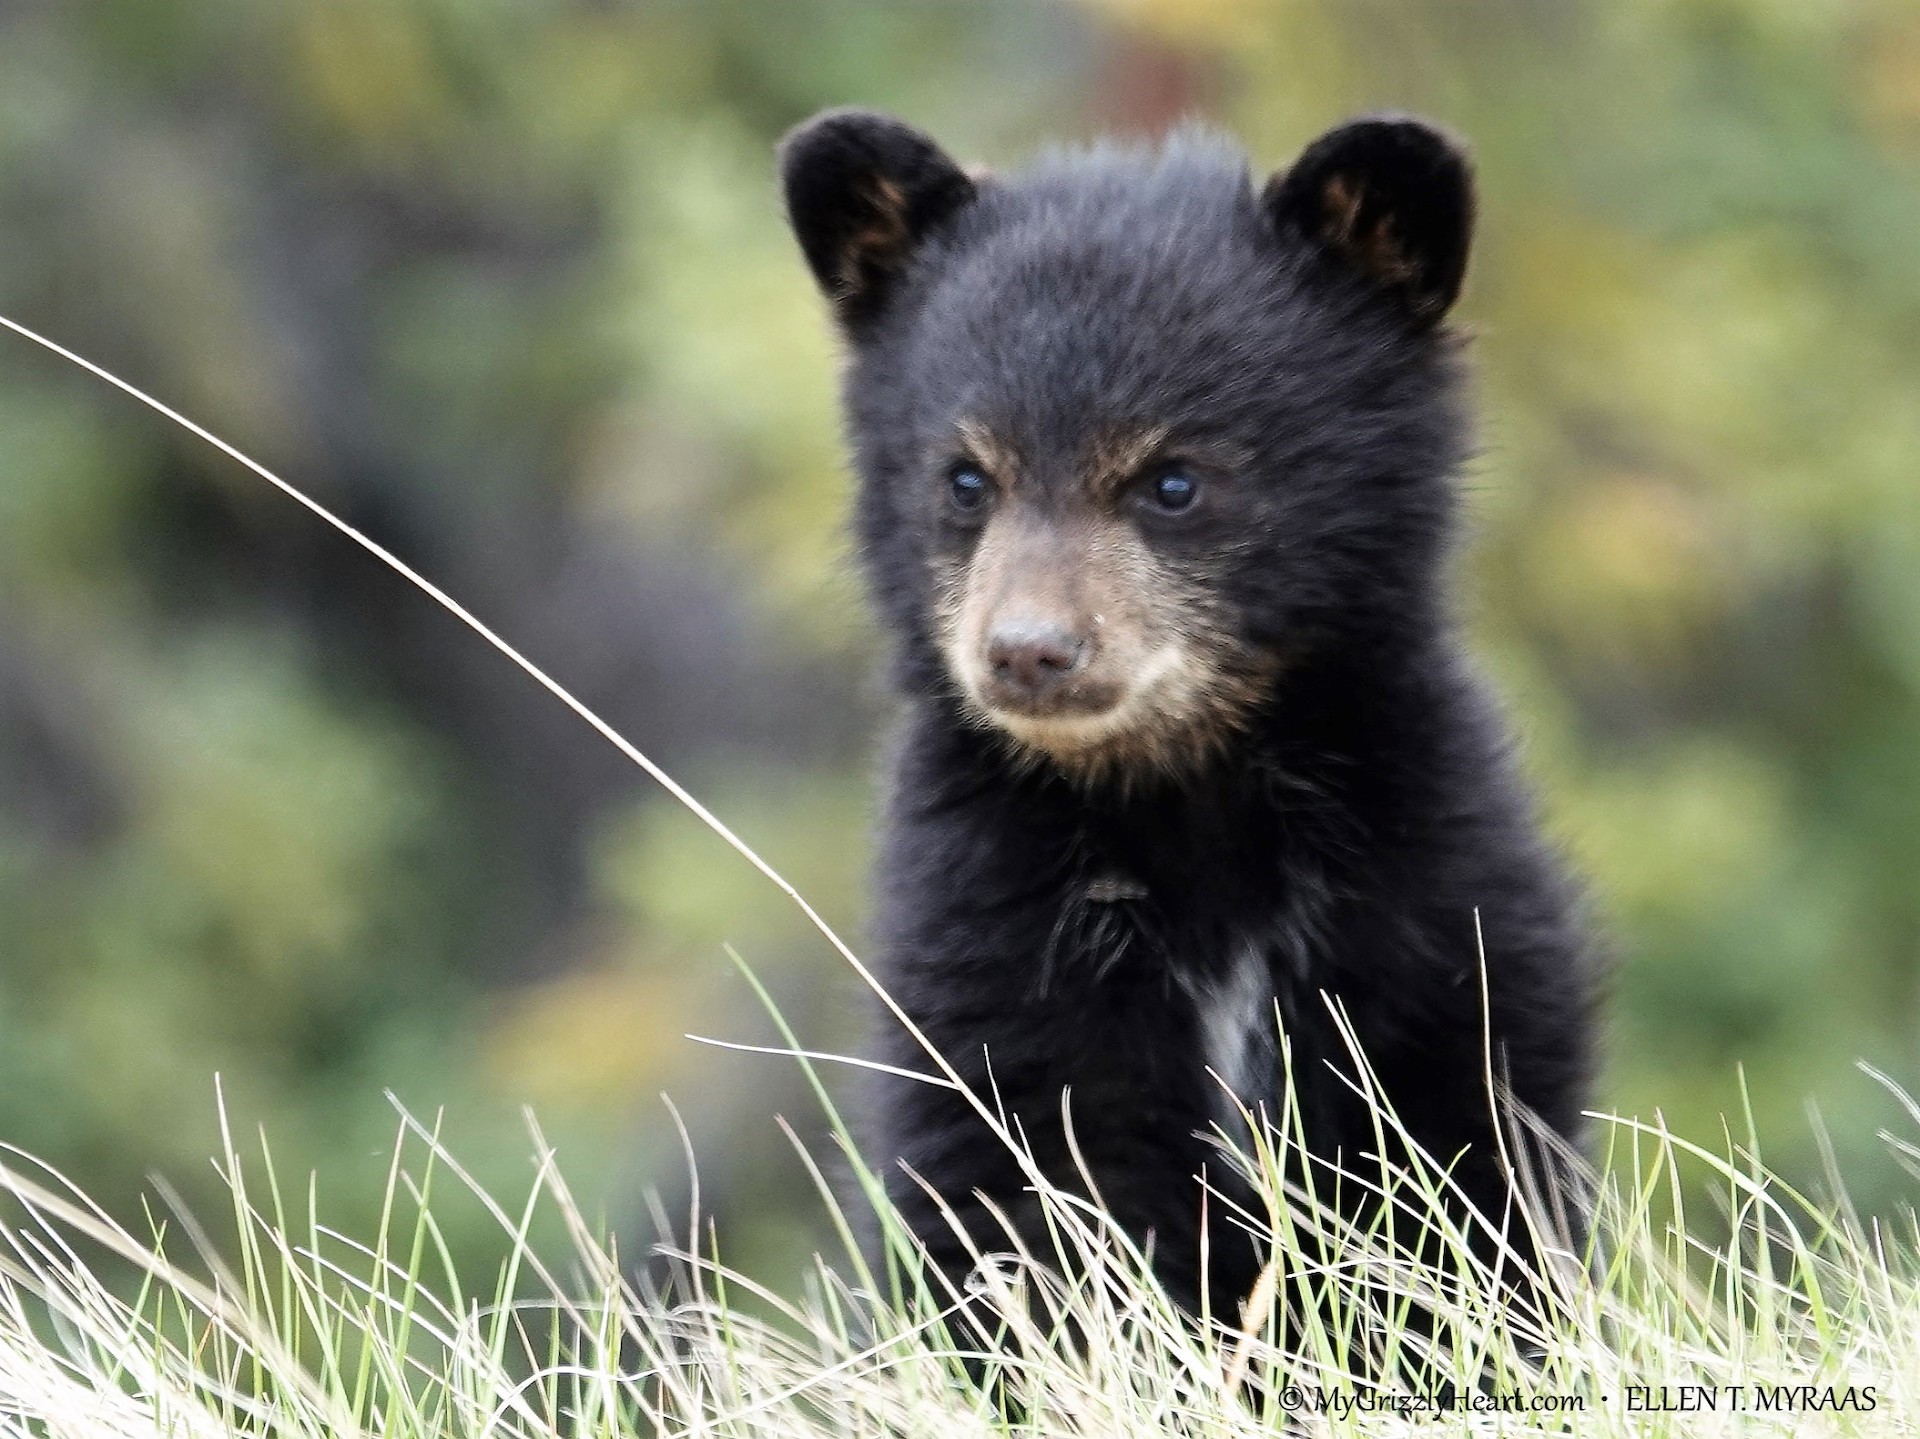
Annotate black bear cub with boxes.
[780,109,1596,1328]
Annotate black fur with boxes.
[781,110,1597,1325]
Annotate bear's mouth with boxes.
[970,644,1190,753]
[976,669,1124,723]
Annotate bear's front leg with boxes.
[863,974,1266,1327]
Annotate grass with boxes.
[1,315,1916,1434]
[0,1055,1916,1436]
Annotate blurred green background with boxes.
[3,0,1919,1285]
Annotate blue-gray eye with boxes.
[1149,471,1199,512]
[948,466,991,511]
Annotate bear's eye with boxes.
[947,465,992,513]
[1145,470,1199,514]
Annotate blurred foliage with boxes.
[1,0,1918,1289]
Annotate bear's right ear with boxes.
[779,108,977,332]
[1261,115,1474,326]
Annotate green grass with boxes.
[0,1053,1916,1436]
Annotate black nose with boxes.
[986,619,1086,702]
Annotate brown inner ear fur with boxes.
[1318,173,1424,298]
[834,174,914,303]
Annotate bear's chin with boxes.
[975,700,1241,786]
[955,647,1277,784]
[987,706,1134,757]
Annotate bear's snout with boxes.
[984,616,1090,710]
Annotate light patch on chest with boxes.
[1187,942,1276,1131]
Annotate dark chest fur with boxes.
[860,643,1594,1311]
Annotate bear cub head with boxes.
[782,110,1475,784]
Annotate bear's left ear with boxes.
[1261,115,1474,326]
[780,108,977,333]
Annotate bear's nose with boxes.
[986,619,1086,703]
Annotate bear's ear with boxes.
[1261,115,1473,326]
[779,108,977,331]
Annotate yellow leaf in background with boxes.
[291,2,447,153]
[486,964,707,1109]
[1858,15,1920,150]
[1522,473,1730,671]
